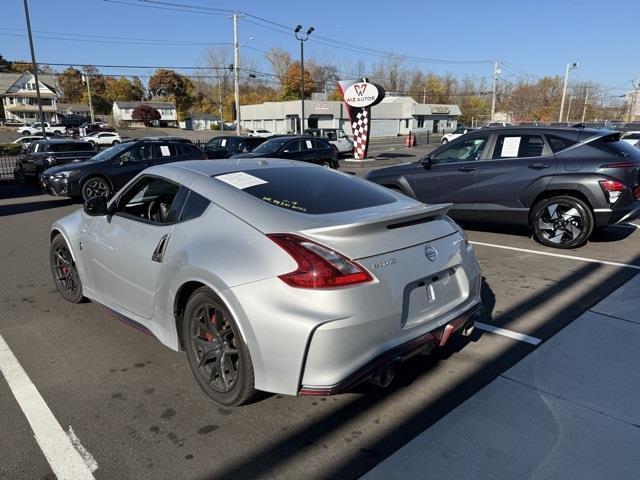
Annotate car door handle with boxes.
[528,163,551,169]
[151,234,170,263]
[457,166,477,172]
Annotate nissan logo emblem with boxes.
[425,246,437,262]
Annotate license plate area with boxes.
[401,267,461,329]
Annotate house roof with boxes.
[0,72,58,94]
[114,101,175,109]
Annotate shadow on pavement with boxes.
[0,182,43,200]
[196,255,638,480]
[0,198,75,217]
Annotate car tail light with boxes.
[599,179,626,204]
[634,185,640,200]
[599,162,640,168]
[267,233,373,288]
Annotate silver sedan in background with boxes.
[49,159,482,406]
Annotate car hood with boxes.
[231,151,264,159]
[43,158,99,175]
[365,161,421,179]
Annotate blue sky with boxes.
[2,0,638,95]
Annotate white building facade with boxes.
[240,96,461,137]
[0,72,59,124]
[112,101,177,127]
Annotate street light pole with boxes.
[295,25,314,134]
[22,0,46,138]
[581,84,589,123]
[566,95,574,122]
[559,62,578,122]
[83,71,95,123]
[233,12,241,135]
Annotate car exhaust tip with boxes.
[461,320,475,337]
[369,365,395,388]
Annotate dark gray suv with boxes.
[366,127,640,248]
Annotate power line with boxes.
[0,31,231,47]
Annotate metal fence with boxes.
[0,155,20,180]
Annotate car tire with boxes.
[182,287,256,406]
[441,138,449,144]
[50,234,84,303]
[53,130,62,135]
[82,176,111,201]
[321,160,332,168]
[112,140,120,145]
[88,140,96,148]
[13,166,27,185]
[20,130,30,135]
[531,195,593,249]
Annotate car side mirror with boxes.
[422,156,432,169]
[84,196,108,216]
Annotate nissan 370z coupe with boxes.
[50,159,482,406]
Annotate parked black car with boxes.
[14,139,97,184]
[40,137,206,200]
[366,127,640,249]
[231,135,340,168]
[204,135,266,159]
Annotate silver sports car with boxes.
[50,159,483,406]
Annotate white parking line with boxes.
[0,335,96,480]
[475,322,542,345]
[470,241,640,271]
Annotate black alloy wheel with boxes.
[532,195,593,249]
[183,287,255,406]
[50,235,84,303]
[82,177,111,201]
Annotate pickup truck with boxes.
[17,122,66,136]
[13,139,96,184]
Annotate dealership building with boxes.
[239,96,461,137]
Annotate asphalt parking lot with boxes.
[1,175,638,480]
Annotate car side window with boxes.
[206,138,220,149]
[119,145,141,163]
[546,134,577,153]
[431,136,488,164]
[313,139,327,149]
[115,176,182,224]
[155,143,177,159]
[284,140,302,152]
[179,191,210,222]
[492,135,545,159]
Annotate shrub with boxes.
[0,143,23,155]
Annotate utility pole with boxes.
[581,84,589,123]
[83,71,95,123]
[422,87,426,104]
[491,61,500,122]
[218,73,223,130]
[295,25,314,134]
[559,62,578,122]
[233,12,241,135]
[22,0,46,138]
[566,95,574,122]
[627,76,640,123]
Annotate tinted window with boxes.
[206,138,220,149]
[546,134,577,153]
[156,143,178,158]
[252,138,288,154]
[313,139,329,149]
[623,133,640,140]
[284,140,303,152]
[179,191,210,221]
[492,135,545,159]
[49,142,94,152]
[88,142,129,162]
[181,143,203,157]
[215,167,396,214]
[591,135,640,157]
[431,136,488,164]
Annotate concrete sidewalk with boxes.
[363,274,640,480]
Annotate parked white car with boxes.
[305,128,353,154]
[248,129,272,138]
[621,131,640,146]
[80,132,122,147]
[12,136,42,151]
[17,122,66,136]
[441,127,476,144]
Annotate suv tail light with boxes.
[599,179,626,204]
[267,233,373,288]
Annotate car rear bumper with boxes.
[594,200,640,226]
[299,303,482,395]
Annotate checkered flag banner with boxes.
[351,108,370,160]
[338,79,385,161]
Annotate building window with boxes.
[417,115,425,128]
[404,119,410,128]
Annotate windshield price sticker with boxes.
[215,172,268,189]
[160,145,171,157]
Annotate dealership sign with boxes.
[343,82,382,108]
[338,79,386,160]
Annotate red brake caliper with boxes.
[204,311,216,342]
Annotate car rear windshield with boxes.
[623,133,640,140]
[48,142,94,152]
[591,134,640,157]
[213,167,396,214]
